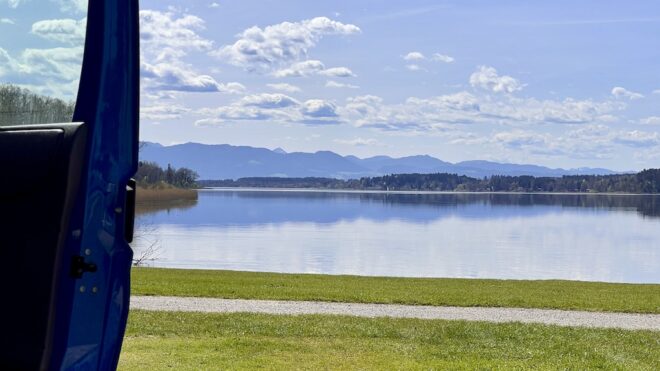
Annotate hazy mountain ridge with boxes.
[140,142,619,180]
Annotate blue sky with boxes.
[2,0,660,170]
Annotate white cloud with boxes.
[139,10,242,94]
[209,2,220,8]
[54,0,87,14]
[2,0,25,9]
[334,137,379,146]
[640,116,660,125]
[267,83,301,93]
[486,96,622,124]
[489,125,621,159]
[273,60,325,77]
[432,53,454,63]
[325,80,359,89]
[194,118,225,126]
[470,66,524,94]
[301,99,337,117]
[240,93,299,108]
[342,92,481,131]
[340,89,623,132]
[195,94,344,126]
[319,66,356,77]
[140,10,213,52]
[140,104,190,120]
[198,106,280,123]
[403,51,425,61]
[221,82,247,94]
[611,86,644,100]
[1,18,15,24]
[31,18,86,45]
[653,89,660,95]
[141,60,244,93]
[405,64,422,71]
[0,46,84,97]
[273,60,355,78]
[613,130,660,147]
[214,17,360,72]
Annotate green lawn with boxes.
[132,268,660,313]
[119,310,660,370]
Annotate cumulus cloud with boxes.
[140,10,213,52]
[319,66,356,77]
[403,51,454,64]
[267,83,301,93]
[0,46,85,97]
[54,0,87,14]
[301,99,337,117]
[209,2,220,8]
[653,89,660,95]
[340,89,623,132]
[273,59,355,78]
[140,104,190,120]
[405,64,423,71]
[403,51,425,61]
[640,116,660,125]
[1,18,14,24]
[432,53,454,63]
[139,10,240,94]
[342,92,482,130]
[141,60,244,93]
[273,60,325,77]
[325,80,359,89]
[195,94,344,126]
[214,17,360,72]
[470,66,524,94]
[611,86,644,100]
[240,93,299,108]
[613,130,660,147]
[31,18,86,45]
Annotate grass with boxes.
[119,310,660,370]
[136,184,198,203]
[131,268,660,314]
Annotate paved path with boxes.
[131,296,660,331]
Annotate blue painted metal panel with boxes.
[46,0,139,369]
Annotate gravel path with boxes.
[131,296,660,331]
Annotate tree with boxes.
[0,84,75,126]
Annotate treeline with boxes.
[135,161,199,189]
[199,169,660,194]
[0,84,75,125]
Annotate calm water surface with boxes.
[133,189,660,283]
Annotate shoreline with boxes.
[136,266,659,286]
[136,186,198,203]
[131,267,660,314]
[199,187,660,197]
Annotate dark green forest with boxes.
[200,169,660,194]
[0,84,75,125]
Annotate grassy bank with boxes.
[136,185,198,203]
[119,310,659,370]
[131,268,660,314]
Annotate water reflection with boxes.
[133,190,660,283]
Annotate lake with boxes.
[133,189,660,283]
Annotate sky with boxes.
[2,0,660,170]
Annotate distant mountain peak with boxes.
[273,147,287,154]
[139,141,619,180]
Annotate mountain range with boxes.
[139,142,618,180]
